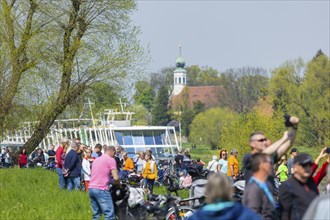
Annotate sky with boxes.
[132,0,330,73]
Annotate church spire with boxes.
[172,44,187,96]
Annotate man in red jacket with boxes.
[56,138,69,189]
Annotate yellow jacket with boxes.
[142,160,158,180]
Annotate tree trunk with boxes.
[23,84,86,152]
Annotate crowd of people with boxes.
[2,115,330,220]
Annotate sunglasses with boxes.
[301,162,313,167]
[252,138,267,142]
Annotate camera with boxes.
[283,114,293,127]
[326,147,330,154]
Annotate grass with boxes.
[0,168,190,220]
[0,168,90,220]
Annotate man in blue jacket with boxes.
[64,143,82,190]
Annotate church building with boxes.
[170,48,224,110]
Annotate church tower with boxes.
[172,45,187,96]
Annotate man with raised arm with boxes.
[242,116,299,183]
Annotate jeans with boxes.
[67,176,80,191]
[143,178,155,194]
[88,188,115,220]
[56,167,65,189]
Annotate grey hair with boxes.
[104,145,115,152]
[205,173,232,203]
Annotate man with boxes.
[303,165,330,220]
[242,116,299,183]
[55,138,69,189]
[243,153,277,220]
[64,142,81,190]
[279,153,319,220]
[227,148,239,183]
[287,147,298,176]
[91,143,102,159]
[89,146,120,220]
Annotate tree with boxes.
[189,108,237,149]
[0,0,144,152]
[150,67,174,92]
[220,110,285,160]
[269,56,330,146]
[219,67,269,113]
[0,0,38,132]
[151,85,170,126]
[133,80,155,111]
[128,104,151,126]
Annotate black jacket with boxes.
[279,176,318,220]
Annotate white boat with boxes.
[1,101,180,158]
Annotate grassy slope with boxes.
[0,168,189,220]
[0,168,90,220]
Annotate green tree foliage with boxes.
[128,104,150,126]
[185,65,221,86]
[220,110,285,158]
[151,86,170,126]
[219,67,269,113]
[193,100,205,115]
[133,80,155,111]
[185,65,201,86]
[269,55,330,146]
[189,108,237,149]
[0,0,144,151]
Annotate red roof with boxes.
[170,86,225,109]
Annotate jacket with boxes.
[64,149,81,178]
[142,160,158,180]
[279,176,318,220]
[188,201,262,220]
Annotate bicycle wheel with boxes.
[165,206,195,220]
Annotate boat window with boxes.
[132,130,144,145]
[154,130,164,145]
[144,130,154,145]
[122,131,133,145]
[114,131,123,145]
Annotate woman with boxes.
[276,154,289,183]
[82,149,93,192]
[218,150,228,174]
[188,173,261,220]
[182,148,191,169]
[142,154,158,194]
[134,151,145,173]
[18,148,28,168]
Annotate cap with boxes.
[294,153,313,165]
[290,148,298,154]
[212,155,218,160]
